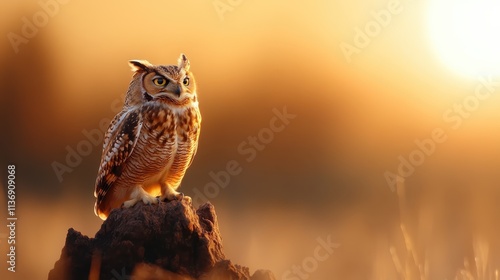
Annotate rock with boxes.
[132,260,275,280]
[48,199,275,280]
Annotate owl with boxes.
[93,54,201,220]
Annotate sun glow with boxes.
[428,0,500,77]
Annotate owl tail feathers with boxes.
[94,202,109,220]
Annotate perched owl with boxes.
[93,54,201,220]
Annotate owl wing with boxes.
[100,109,128,154]
[94,109,143,207]
[187,137,199,168]
[186,112,201,168]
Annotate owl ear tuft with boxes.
[129,60,153,72]
[177,53,190,71]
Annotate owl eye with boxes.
[182,77,190,86]
[153,77,167,87]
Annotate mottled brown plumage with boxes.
[94,54,201,220]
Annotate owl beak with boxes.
[173,84,182,97]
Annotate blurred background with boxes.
[2,0,500,279]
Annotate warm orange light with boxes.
[428,0,500,77]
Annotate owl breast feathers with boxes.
[93,54,201,220]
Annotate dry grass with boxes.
[384,177,499,280]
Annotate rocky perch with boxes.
[48,199,275,280]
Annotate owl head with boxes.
[124,54,196,107]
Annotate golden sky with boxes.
[2,0,500,279]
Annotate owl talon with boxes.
[160,191,184,202]
[122,198,138,208]
[122,187,159,208]
[142,194,159,205]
